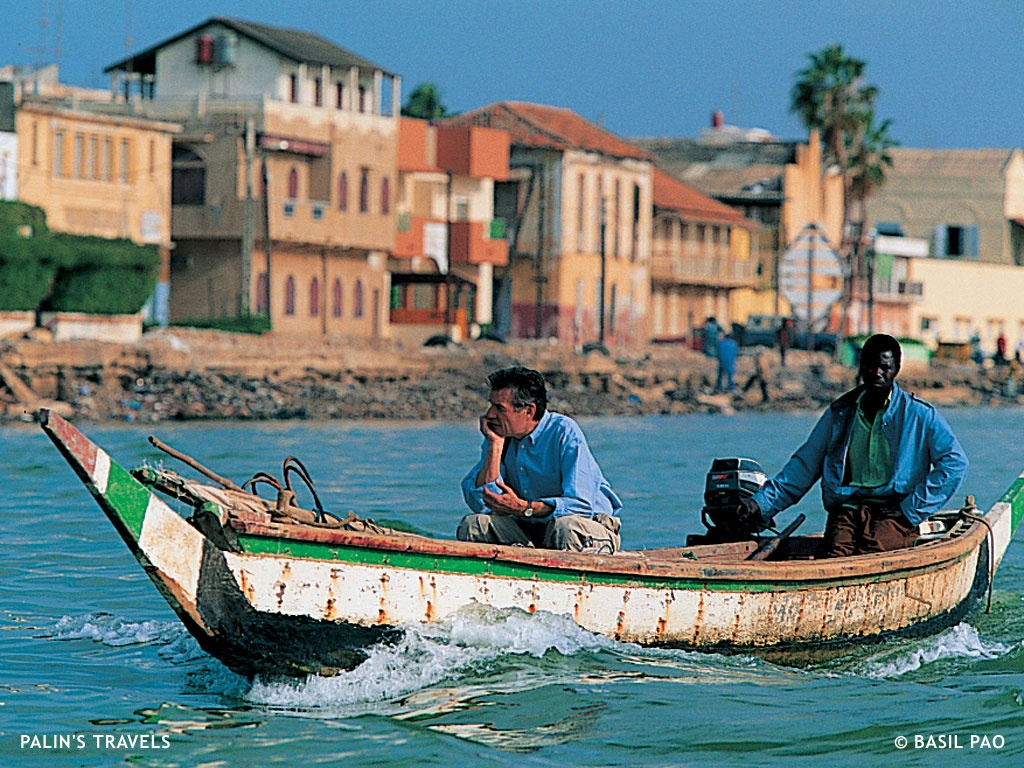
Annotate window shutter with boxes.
[933,225,947,257]
[967,226,979,258]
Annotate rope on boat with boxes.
[957,495,996,612]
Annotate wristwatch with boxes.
[524,501,534,517]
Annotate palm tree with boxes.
[791,44,892,337]
[401,82,448,120]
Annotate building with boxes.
[649,168,760,340]
[635,123,844,322]
[13,96,180,323]
[102,16,402,337]
[443,101,653,347]
[392,118,509,343]
[855,148,1024,352]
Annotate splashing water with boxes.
[854,623,1016,679]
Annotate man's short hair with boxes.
[860,333,902,370]
[487,366,547,415]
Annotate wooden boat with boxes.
[40,409,1024,677]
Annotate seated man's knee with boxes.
[457,513,491,542]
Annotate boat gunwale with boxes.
[226,515,989,585]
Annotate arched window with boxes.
[284,275,296,316]
[332,278,343,317]
[380,176,390,214]
[287,167,299,199]
[359,169,369,213]
[310,276,320,316]
[338,172,348,211]
[256,273,268,314]
[354,279,364,318]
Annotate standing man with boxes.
[715,332,738,393]
[777,317,792,367]
[738,334,968,557]
[459,366,623,553]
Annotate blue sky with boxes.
[6,0,1022,148]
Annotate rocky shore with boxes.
[0,328,1018,425]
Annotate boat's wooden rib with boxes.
[38,408,1024,678]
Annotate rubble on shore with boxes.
[0,328,1018,424]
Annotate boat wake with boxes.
[852,622,1018,679]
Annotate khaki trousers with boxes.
[457,513,622,554]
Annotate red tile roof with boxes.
[652,168,756,227]
[442,101,653,161]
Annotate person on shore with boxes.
[458,366,623,553]
[715,332,738,393]
[737,333,968,558]
[703,317,721,359]
[742,347,771,402]
[777,317,792,367]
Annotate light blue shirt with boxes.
[751,382,968,526]
[461,410,623,520]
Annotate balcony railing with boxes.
[650,248,757,287]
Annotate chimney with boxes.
[711,110,724,129]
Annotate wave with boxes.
[49,612,186,647]
[244,604,619,715]
[853,622,1018,679]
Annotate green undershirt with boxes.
[846,391,893,488]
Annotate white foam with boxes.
[245,605,614,714]
[50,613,185,647]
[856,623,1015,678]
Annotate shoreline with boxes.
[1,328,1019,425]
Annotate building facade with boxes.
[103,16,402,337]
[392,118,509,343]
[649,168,760,340]
[443,102,653,347]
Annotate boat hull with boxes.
[40,410,1024,677]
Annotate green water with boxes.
[2,410,1023,766]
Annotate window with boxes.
[335,82,344,109]
[358,86,366,113]
[289,73,299,103]
[31,121,38,166]
[332,278,343,317]
[54,130,65,177]
[359,169,369,213]
[284,276,296,315]
[101,137,111,180]
[338,172,348,210]
[171,146,206,205]
[287,166,299,199]
[256,273,269,314]
[149,139,155,176]
[87,136,97,179]
[577,173,585,251]
[119,139,130,182]
[314,77,322,106]
[73,133,83,178]
[354,279,364,318]
[381,177,390,215]
[613,179,621,258]
[310,277,320,316]
[935,224,978,258]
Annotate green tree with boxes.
[401,82,448,120]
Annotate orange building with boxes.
[442,102,653,347]
[392,118,509,342]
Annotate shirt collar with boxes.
[521,408,554,444]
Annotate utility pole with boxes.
[240,119,254,316]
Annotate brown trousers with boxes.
[818,504,918,558]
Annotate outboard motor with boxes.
[700,457,768,541]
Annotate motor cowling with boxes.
[701,457,768,540]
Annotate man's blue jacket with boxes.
[750,382,968,526]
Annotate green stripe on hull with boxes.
[235,532,972,593]
[999,475,1024,533]
[102,461,152,540]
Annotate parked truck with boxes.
[731,315,838,354]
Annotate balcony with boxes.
[449,220,508,266]
[650,245,757,288]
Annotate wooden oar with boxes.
[148,435,245,492]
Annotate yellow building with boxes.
[443,102,653,347]
[103,16,401,338]
[15,98,180,322]
[650,168,760,340]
